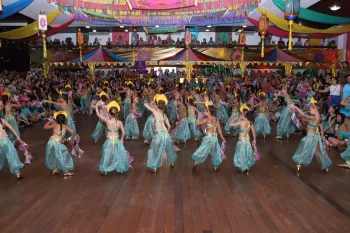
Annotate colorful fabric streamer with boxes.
[19,141,33,164]
[253,145,260,161]
[258,8,350,34]
[290,106,302,129]
[0,9,60,39]
[272,0,350,25]
[17,19,75,42]
[220,139,228,160]
[67,134,84,159]
[0,0,33,20]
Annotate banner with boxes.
[38,14,48,31]
[215,32,232,44]
[0,0,33,20]
[135,61,147,74]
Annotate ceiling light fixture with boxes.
[238,29,242,33]
[86,26,90,28]
[125,29,128,32]
[207,25,211,28]
[205,29,209,31]
[155,25,159,28]
[330,5,341,11]
[120,25,124,28]
[242,25,247,28]
[93,29,96,32]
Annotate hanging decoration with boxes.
[185,28,192,47]
[284,63,293,76]
[137,50,151,61]
[38,9,47,59]
[77,28,84,62]
[258,8,350,34]
[284,0,300,51]
[239,30,246,61]
[273,0,350,25]
[0,9,60,39]
[258,12,269,58]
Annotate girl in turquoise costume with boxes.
[252,92,271,138]
[79,86,90,115]
[187,97,202,141]
[2,92,21,143]
[172,99,191,144]
[91,91,109,143]
[43,92,76,138]
[337,98,350,169]
[225,96,240,137]
[291,98,332,173]
[125,96,141,140]
[169,91,179,124]
[193,87,205,113]
[213,90,228,123]
[230,104,257,173]
[122,82,135,120]
[275,87,296,139]
[96,101,133,175]
[142,94,158,145]
[0,115,25,179]
[44,111,75,176]
[192,101,225,172]
[144,94,177,173]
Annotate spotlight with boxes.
[207,25,211,28]
[93,29,96,32]
[125,29,128,32]
[205,29,209,32]
[242,25,247,28]
[330,5,341,11]
[86,26,90,28]
[155,25,159,28]
[120,25,124,28]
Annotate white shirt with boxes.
[330,84,341,96]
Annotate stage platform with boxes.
[0,115,349,233]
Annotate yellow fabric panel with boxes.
[0,10,60,39]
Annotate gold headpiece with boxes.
[2,92,10,97]
[258,91,267,96]
[54,111,68,120]
[156,94,168,105]
[65,84,71,89]
[205,100,213,109]
[103,81,109,86]
[99,91,108,98]
[107,101,121,112]
[153,94,160,102]
[59,90,63,96]
[195,87,200,91]
[125,81,133,86]
[310,97,317,104]
[240,103,249,113]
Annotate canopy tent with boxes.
[161,48,225,61]
[55,47,131,62]
[254,48,309,62]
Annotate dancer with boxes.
[0,116,25,179]
[224,97,240,137]
[2,92,21,143]
[213,90,228,123]
[172,98,191,144]
[125,96,140,140]
[291,98,332,172]
[187,97,202,141]
[96,101,133,175]
[169,91,179,124]
[79,85,90,115]
[144,94,177,173]
[44,111,75,176]
[336,97,350,169]
[275,87,296,139]
[122,82,134,119]
[252,92,271,138]
[91,91,109,143]
[44,92,76,137]
[142,94,158,144]
[192,100,225,172]
[230,104,257,172]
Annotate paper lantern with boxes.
[284,0,300,51]
[38,9,47,59]
[259,12,269,57]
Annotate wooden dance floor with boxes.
[0,115,349,233]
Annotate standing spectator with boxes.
[317,77,342,107]
[278,38,285,48]
[93,38,100,46]
[208,37,215,46]
[341,75,350,117]
[117,36,124,46]
[106,38,113,46]
[294,38,302,47]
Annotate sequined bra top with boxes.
[106,128,119,133]
[308,120,318,128]
[205,124,213,129]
